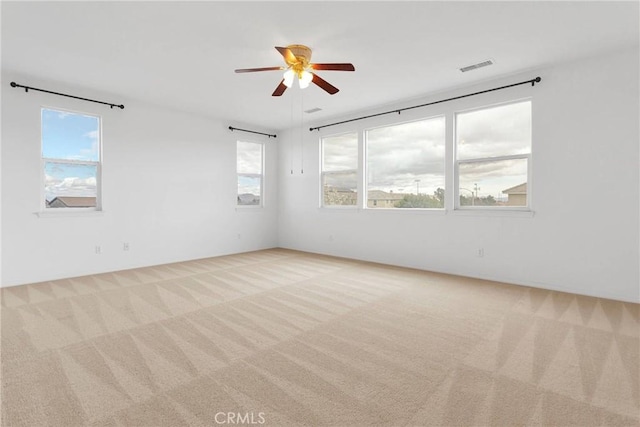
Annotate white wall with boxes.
[4,48,638,302]
[1,73,278,286]
[278,47,640,303]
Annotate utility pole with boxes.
[473,183,480,205]
[415,179,421,195]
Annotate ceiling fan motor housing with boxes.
[286,44,312,69]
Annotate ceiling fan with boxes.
[235,44,355,96]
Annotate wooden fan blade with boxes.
[235,66,283,73]
[310,63,355,71]
[311,73,339,95]
[272,80,288,96]
[275,46,296,64]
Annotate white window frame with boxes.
[453,99,532,211]
[41,107,102,212]
[320,131,359,209]
[236,140,265,208]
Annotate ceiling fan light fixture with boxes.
[235,44,354,96]
[299,70,313,89]
[283,69,295,88]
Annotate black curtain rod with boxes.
[310,76,541,132]
[10,82,125,109]
[229,126,276,138]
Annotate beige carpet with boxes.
[1,249,638,426]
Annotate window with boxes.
[321,132,358,207]
[42,108,101,210]
[455,100,531,208]
[366,117,445,209]
[237,141,263,206]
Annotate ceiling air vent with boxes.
[460,59,494,73]
[304,107,323,114]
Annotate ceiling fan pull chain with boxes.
[290,89,295,175]
[300,91,304,174]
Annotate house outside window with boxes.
[455,100,531,208]
[42,108,101,210]
[237,141,264,206]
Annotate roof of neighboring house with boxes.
[49,196,97,207]
[237,193,259,203]
[367,190,404,200]
[325,186,355,193]
[502,183,527,195]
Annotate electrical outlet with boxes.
[237,233,241,240]
[477,248,484,257]
[123,242,129,251]
[95,245,102,255]
[329,234,334,242]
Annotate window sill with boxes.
[35,210,104,218]
[364,208,447,214]
[235,206,264,212]
[450,208,535,218]
[319,206,359,211]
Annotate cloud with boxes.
[459,158,527,197]
[76,139,100,161]
[322,133,358,171]
[237,175,261,196]
[457,101,531,160]
[321,104,530,197]
[84,130,99,140]
[456,101,531,198]
[237,142,262,174]
[45,175,97,200]
[365,117,446,193]
[322,120,448,194]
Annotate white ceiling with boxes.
[2,1,638,132]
